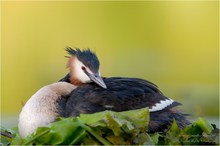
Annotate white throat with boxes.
[71,57,93,83]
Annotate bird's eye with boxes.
[81,66,86,71]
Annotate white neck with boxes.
[18,82,76,138]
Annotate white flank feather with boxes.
[149,98,174,112]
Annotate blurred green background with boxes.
[1,1,219,127]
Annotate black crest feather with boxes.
[65,47,100,73]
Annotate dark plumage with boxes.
[59,75,190,132]
[59,48,190,132]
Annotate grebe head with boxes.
[65,47,107,89]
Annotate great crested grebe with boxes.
[60,48,190,132]
[18,48,189,138]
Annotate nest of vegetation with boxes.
[1,108,219,145]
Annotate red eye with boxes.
[81,66,86,71]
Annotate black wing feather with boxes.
[64,77,176,116]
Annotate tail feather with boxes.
[148,108,190,133]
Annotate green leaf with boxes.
[79,107,150,144]
[23,118,87,145]
[79,107,149,133]
[134,133,154,145]
[164,120,181,145]
[81,133,101,145]
[79,122,112,145]
[150,132,160,144]
[1,126,21,145]
[1,135,11,145]
[196,117,214,134]
[117,107,150,131]
[106,134,130,145]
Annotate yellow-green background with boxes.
[1,1,219,127]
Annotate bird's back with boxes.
[61,77,189,132]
